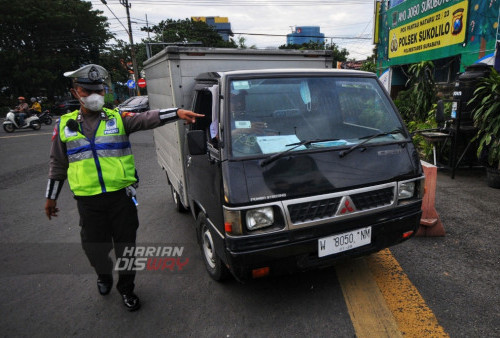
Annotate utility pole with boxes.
[146,14,150,40]
[120,0,140,96]
[100,0,140,95]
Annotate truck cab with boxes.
[184,69,424,280]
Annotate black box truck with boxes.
[144,47,424,280]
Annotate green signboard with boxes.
[376,0,499,72]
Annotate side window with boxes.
[191,90,217,147]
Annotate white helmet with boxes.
[31,97,36,103]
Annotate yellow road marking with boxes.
[336,258,402,338]
[367,249,448,337]
[0,132,52,139]
[337,249,448,337]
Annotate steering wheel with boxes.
[232,132,260,154]
[231,124,280,155]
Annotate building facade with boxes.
[192,16,233,41]
[374,0,499,92]
[287,26,325,45]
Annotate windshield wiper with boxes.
[260,138,339,167]
[339,128,405,158]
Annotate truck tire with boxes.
[170,185,187,212]
[197,213,230,282]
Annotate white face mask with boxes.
[78,93,105,112]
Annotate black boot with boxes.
[96,274,113,295]
[121,292,141,311]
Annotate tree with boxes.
[99,39,144,85]
[278,41,349,65]
[141,18,237,51]
[361,51,377,73]
[237,36,256,49]
[99,39,152,100]
[0,0,112,100]
[360,60,376,73]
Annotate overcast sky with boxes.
[88,0,376,60]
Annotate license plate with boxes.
[318,227,371,257]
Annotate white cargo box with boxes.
[143,47,333,209]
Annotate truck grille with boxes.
[288,197,341,223]
[350,187,394,211]
[286,186,395,225]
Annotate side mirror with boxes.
[435,100,445,124]
[187,130,207,155]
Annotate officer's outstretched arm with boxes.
[158,108,204,125]
[177,109,204,124]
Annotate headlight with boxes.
[246,207,274,231]
[398,181,415,200]
[225,205,285,236]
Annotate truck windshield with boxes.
[228,76,407,158]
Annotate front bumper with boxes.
[225,202,421,279]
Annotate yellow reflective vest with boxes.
[59,108,136,196]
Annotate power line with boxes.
[233,32,372,40]
[90,0,371,6]
[87,0,375,56]
[99,1,129,34]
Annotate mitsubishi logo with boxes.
[336,196,357,216]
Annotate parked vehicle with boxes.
[3,109,42,132]
[118,95,149,113]
[52,100,80,115]
[145,47,424,281]
[37,109,53,125]
[117,96,136,107]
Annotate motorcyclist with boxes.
[30,97,42,115]
[15,96,29,126]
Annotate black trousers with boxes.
[76,189,139,294]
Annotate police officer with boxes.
[44,64,203,311]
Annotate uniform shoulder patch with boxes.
[51,121,60,141]
[121,111,137,118]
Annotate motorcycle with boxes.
[36,109,53,125]
[3,110,42,133]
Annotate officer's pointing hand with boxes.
[45,199,59,220]
[177,109,204,124]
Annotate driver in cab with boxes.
[229,90,268,136]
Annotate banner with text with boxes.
[389,0,468,58]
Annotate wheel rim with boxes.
[201,224,216,269]
[4,124,14,132]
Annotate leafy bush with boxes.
[470,69,500,169]
[393,88,415,122]
[394,61,437,123]
[392,61,441,162]
[406,106,438,161]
